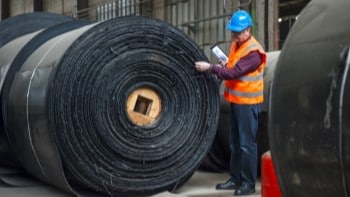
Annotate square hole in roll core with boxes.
[126,87,162,126]
[134,95,153,116]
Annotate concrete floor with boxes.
[156,171,261,197]
[0,166,261,197]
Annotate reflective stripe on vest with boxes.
[238,72,263,81]
[224,87,264,98]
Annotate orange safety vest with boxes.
[224,36,266,104]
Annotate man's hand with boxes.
[195,61,211,72]
[218,60,228,68]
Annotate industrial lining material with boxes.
[269,0,350,196]
[0,14,220,196]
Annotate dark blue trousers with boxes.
[228,103,262,188]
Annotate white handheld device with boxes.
[210,45,228,62]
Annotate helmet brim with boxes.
[227,24,246,32]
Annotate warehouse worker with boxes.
[195,10,266,196]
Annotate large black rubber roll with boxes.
[2,15,219,196]
[199,51,280,173]
[0,12,76,168]
[269,0,350,196]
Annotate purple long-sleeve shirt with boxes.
[211,51,262,80]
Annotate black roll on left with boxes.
[0,14,220,196]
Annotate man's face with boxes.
[231,28,249,44]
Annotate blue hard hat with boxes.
[227,10,253,32]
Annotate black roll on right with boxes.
[269,0,350,196]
